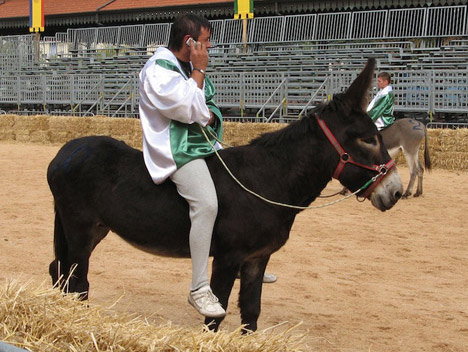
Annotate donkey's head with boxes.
[315,58,402,211]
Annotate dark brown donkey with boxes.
[47,58,402,332]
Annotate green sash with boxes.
[155,59,223,169]
[368,92,395,128]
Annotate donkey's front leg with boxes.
[204,254,239,331]
[238,256,270,332]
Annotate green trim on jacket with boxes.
[155,59,223,169]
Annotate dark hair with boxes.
[378,72,391,84]
[168,14,212,51]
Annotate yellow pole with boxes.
[35,31,40,62]
[242,18,248,53]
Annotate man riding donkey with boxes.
[367,72,395,130]
[139,14,275,320]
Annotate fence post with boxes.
[16,76,21,110]
[139,25,146,48]
[42,75,47,111]
[99,75,104,115]
[240,72,245,118]
[282,75,288,118]
[280,16,286,42]
[34,32,40,63]
[422,7,428,40]
[70,75,75,114]
[429,70,435,121]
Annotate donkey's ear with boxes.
[343,58,376,112]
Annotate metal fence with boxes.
[29,5,468,56]
[1,70,467,119]
[2,6,468,62]
[2,6,468,119]
[0,35,36,71]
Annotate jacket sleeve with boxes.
[142,64,211,126]
[367,94,395,122]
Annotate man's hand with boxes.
[207,110,215,125]
[188,39,208,72]
[188,39,208,89]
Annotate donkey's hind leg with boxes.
[50,208,109,299]
[413,159,424,197]
[401,149,419,198]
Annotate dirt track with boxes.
[0,141,467,351]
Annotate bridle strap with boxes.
[315,113,395,198]
[359,159,395,199]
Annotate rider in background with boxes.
[367,72,395,130]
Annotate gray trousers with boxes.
[170,158,218,291]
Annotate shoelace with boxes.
[205,290,220,304]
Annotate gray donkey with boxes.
[381,118,431,198]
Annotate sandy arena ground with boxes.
[0,141,467,351]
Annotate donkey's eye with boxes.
[362,137,377,145]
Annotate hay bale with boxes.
[3,115,50,143]
[48,115,91,144]
[29,131,50,144]
[0,114,16,129]
[88,115,113,136]
[0,115,17,140]
[224,122,283,146]
[428,128,468,171]
[0,130,15,140]
[0,114,467,171]
[109,117,142,148]
[0,280,305,352]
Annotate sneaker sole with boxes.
[188,296,226,318]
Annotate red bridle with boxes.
[315,113,395,199]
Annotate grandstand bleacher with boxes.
[1,6,468,122]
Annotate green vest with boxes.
[155,59,223,169]
[368,92,395,128]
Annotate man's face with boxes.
[195,27,212,49]
[377,77,389,90]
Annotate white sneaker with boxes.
[236,272,278,283]
[263,273,277,283]
[188,286,226,318]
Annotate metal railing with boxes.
[71,78,103,114]
[100,76,137,117]
[256,77,288,122]
[1,70,468,118]
[2,5,468,119]
[3,5,464,62]
[298,79,330,118]
[426,122,468,128]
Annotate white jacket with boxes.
[139,47,212,184]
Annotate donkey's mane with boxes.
[249,110,319,148]
[247,93,354,149]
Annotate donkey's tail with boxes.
[49,205,68,287]
[423,125,432,171]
